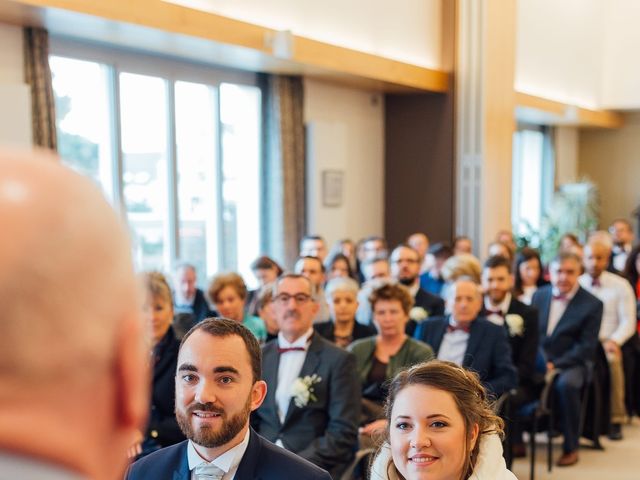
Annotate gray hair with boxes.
[325,277,360,299]
[272,273,318,301]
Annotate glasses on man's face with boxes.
[274,293,312,305]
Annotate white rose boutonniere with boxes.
[291,374,322,408]
[409,306,429,323]
[505,314,524,337]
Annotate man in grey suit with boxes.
[532,251,603,467]
[0,149,148,479]
[252,274,361,479]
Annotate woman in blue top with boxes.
[208,272,267,342]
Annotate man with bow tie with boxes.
[252,274,360,479]
[481,255,539,457]
[127,319,331,480]
[532,251,603,467]
[579,237,636,441]
[414,277,517,398]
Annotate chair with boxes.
[340,447,376,480]
[514,369,560,480]
[494,389,516,469]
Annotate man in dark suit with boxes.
[532,251,603,467]
[127,318,331,480]
[252,274,360,479]
[172,263,215,326]
[481,255,539,456]
[414,277,517,398]
[390,244,445,335]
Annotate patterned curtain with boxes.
[260,74,306,269]
[24,27,57,150]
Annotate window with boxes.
[511,125,554,237]
[49,41,262,285]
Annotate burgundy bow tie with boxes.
[447,324,471,334]
[278,346,306,354]
[553,294,568,301]
[592,277,601,288]
[487,309,504,317]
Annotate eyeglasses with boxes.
[274,293,312,305]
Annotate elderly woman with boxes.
[208,272,267,342]
[136,271,185,457]
[370,361,516,480]
[349,282,434,438]
[314,277,376,348]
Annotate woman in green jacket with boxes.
[349,281,435,439]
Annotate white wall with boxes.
[515,0,604,109]
[554,126,579,185]
[168,0,442,69]
[516,0,640,110]
[303,78,384,248]
[601,0,640,109]
[0,22,31,147]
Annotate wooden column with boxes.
[456,0,516,255]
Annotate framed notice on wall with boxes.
[322,170,344,207]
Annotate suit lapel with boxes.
[431,317,448,353]
[261,342,281,427]
[282,335,322,426]
[171,442,190,480]
[551,288,583,337]
[538,288,552,337]
[235,429,261,480]
[463,319,483,367]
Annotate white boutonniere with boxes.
[505,314,524,337]
[291,374,322,408]
[409,306,429,323]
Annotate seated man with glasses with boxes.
[390,244,445,335]
[251,274,361,479]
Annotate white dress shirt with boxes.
[437,317,470,366]
[579,271,636,345]
[546,283,579,336]
[518,285,537,305]
[275,328,314,424]
[187,428,250,480]
[484,293,511,326]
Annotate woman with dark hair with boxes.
[514,247,547,304]
[623,245,640,300]
[324,252,356,281]
[247,255,284,315]
[623,246,640,335]
[370,361,516,480]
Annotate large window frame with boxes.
[50,37,262,283]
[511,123,555,237]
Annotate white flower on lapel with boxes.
[291,374,322,408]
[409,306,428,323]
[505,314,524,337]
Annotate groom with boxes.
[252,274,361,479]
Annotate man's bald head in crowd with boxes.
[0,149,147,480]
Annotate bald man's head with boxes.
[0,149,140,384]
[0,149,147,479]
